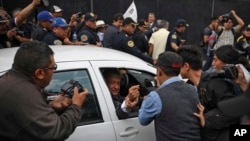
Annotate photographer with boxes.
[0,41,89,140]
[177,45,249,141]
[214,10,244,49]
[211,45,250,91]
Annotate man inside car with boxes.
[103,69,140,119]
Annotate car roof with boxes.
[0,45,148,72]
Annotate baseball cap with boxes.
[96,20,108,28]
[156,51,182,74]
[138,19,148,28]
[0,12,9,23]
[84,12,97,21]
[243,24,250,31]
[123,17,137,26]
[218,86,250,117]
[37,10,53,21]
[52,17,68,27]
[175,19,189,27]
[51,5,63,13]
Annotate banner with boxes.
[123,1,137,22]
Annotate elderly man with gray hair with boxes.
[148,19,169,65]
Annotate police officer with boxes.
[112,17,153,64]
[132,19,149,54]
[43,17,69,45]
[235,24,250,57]
[50,5,63,18]
[0,12,19,48]
[165,19,189,52]
[31,10,53,41]
[77,12,101,46]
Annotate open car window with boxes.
[101,68,156,119]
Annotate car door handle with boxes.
[119,128,139,137]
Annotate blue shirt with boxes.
[138,76,182,125]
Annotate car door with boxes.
[91,60,157,141]
[44,61,117,141]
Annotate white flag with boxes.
[123,1,138,22]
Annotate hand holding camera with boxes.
[221,64,238,79]
[61,79,89,108]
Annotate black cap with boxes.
[175,19,189,27]
[138,19,148,28]
[123,17,137,26]
[84,12,97,21]
[243,24,250,31]
[157,51,182,75]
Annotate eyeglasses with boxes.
[43,64,57,71]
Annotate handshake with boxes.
[125,85,140,109]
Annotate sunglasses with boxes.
[43,64,57,71]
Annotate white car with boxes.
[0,46,157,141]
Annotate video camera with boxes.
[139,79,157,96]
[61,79,84,98]
[76,12,83,19]
[13,28,24,36]
[220,64,238,79]
[221,12,231,22]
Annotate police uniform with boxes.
[235,35,250,56]
[165,29,182,52]
[31,24,50,41]
[133,29,148,53]
[0,13,19,48]
[113,30,153,64]
[77,12,100,45]
[43,17,68,45]
[77,26,100,45]
[9,19,33,39]
[31,10,53,41]
[43,32,63,45]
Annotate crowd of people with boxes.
[1,0,250,141]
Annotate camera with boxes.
[76,12,83,19]
[40,0,49,7]
[221,12,231,22]
[220,64,238,79]
[61,79,84,97]
[12,27,24,36]
[139,79,157,96]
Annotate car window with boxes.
[45,69,103,125]
[101,68,156,119]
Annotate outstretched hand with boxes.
[194,103,205,127]
[125,96,139,109]
[128,85,140,102]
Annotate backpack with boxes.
[197,72,242,112]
